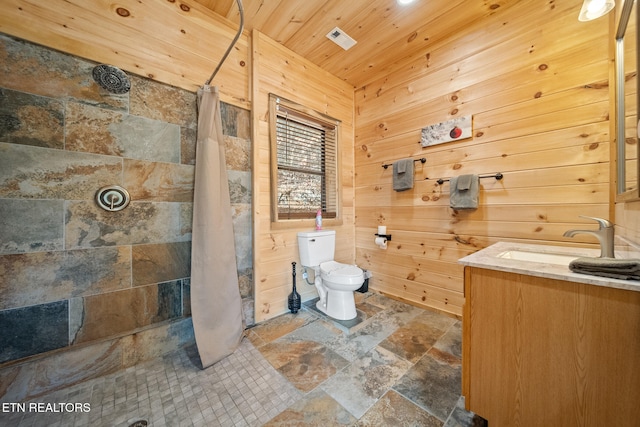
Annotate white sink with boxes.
[496,250,580,265]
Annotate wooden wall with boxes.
[3,0,632,323]
[251,30,355,322]
[354,0,612,317]
[0,0,250,108]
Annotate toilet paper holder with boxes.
[374,233,392,241]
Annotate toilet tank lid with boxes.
[297,230,336,238]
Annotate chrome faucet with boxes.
[563,216,614,258]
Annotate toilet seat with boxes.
[320,261,364,286]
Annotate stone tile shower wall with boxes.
[0,34,253,401]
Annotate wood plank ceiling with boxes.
[194,0,508,88]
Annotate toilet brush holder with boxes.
[288,262,301,314]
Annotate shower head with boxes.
[92,64,131,94]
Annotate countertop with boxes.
[458,241,640,293]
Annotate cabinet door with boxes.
[463,267,640,427]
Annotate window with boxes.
[269,94,340,222]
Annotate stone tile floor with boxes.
[0,292,486,426]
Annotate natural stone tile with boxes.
[131,241,191,287]
[285,315,345,341]
[364,293,424,318]
[224,135,251,172]
[443,396,487,427]
[357,296,424,328]
[246,311,316,345]
[244,328,266,347]
[321,346,412,418]
[379,309,457,363]
[65,201,185,248]
[0,198,64,254]
[181,126,197,165]
[65,102,180,163]
[0,34,128,111]
[158,280,183,316]
[263,388,356,426]
[73,282,183,344]
[237,268,253,298]
[0,300,69,363]
[257,336,311,366]
[182,279,191,317]
[0,88,64,148]
[428,346,462,367]
[128,75,197,129]
[0,142,122,200]
[123,159,194,202]
[432,321,462,363]
[242,297,254,327]
[289,310,399,363]
[358,389,443,427]
[305,300,380,334]
[68,297,84,344]
[220,102,251,140]
[179,202,193,238]
[393,353,462,422]
[0,247,131,310]
[259,340,349,392]
[0,339,123,402]
[355,300,384,319]
[121,317,194,367]
[227,170,251,204]
[232,203,252,271]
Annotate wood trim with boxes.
[461,267,471,410]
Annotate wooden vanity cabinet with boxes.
[462,267,640,427]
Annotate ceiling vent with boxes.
[325,27,357,50]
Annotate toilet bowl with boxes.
[318,261,364,319]
[297,230,365,320]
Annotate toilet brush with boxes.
[288,262,301,314]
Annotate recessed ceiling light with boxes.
[397,0,416,5]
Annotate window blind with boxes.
[275,111,337,219]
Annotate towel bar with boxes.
[382,157,426,169]
[426,172,503,185]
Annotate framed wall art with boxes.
[420,115,472,147]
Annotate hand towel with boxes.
[449,174,479,210]
[393,159,414,191]
[569,257,640,280]
[456,174,473,190]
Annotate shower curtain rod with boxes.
[204,0,245,86]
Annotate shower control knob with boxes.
[95,185,130,212]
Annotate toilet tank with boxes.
[297,230,336,267]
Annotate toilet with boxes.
[297,230,364,320]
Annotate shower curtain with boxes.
[191,85,244,368]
